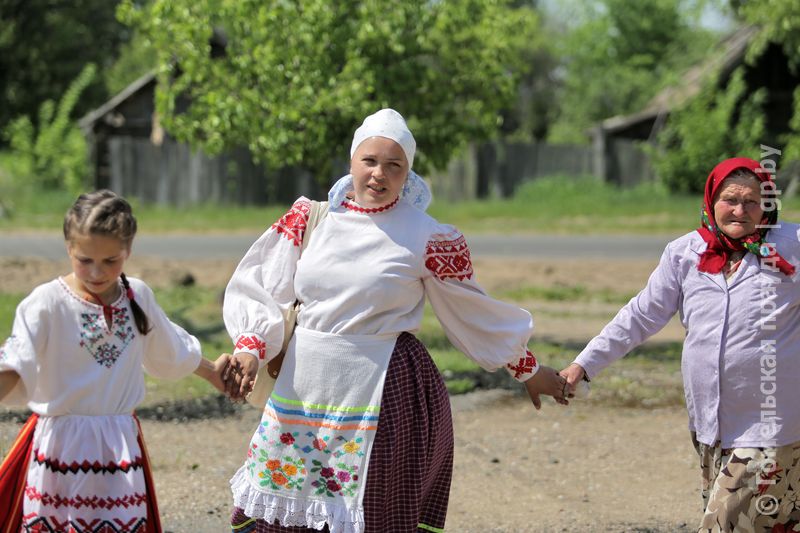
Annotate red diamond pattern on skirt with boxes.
[32,449,143,475]
[23,515,146,532]
[25,486,147,509]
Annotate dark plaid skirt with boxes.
[231,332,453,532]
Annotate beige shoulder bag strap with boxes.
[246,200,329,408]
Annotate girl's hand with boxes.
[523,366,569,410]
[193,354,230,394]
[207,353,231,394]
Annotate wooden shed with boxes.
[78,72,319,206]
[590,26,800,184]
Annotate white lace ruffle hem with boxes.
[230,465,365,533]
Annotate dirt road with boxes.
[0,391,700,533]
[0,255,701,531]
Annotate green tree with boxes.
[648,67,766,193]
[736,0,800,162]
[4,63,97,194]
[0,0,128,135]
[549,0,717,143]
[120,0,541,181]
[104,30,158,96]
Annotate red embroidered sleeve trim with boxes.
[507,349,538,380]
[425,234,474,281]
[271,199,311,246]
[235,335,267,360]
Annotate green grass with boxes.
[499,284,637,305]
[0,293,23,339]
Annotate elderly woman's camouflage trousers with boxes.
[693,433,800,532]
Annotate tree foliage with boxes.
[549,0,717,143]
[120,0,541,181]
[104,30,158,96]
[4,64,96,194]
[648,68,766,193]
[736,0,800,163]
[0,0,128,135]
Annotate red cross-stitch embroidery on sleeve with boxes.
[507,349,538,379]
[235,335,267,360]
[271,199,311,246]
[425,234,474,281]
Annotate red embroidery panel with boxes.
[24,486,148,509]
[32,449,144,474]
[235,335,267,360]
[272,199,311,246]
[507,350,538,380]
[22,515,146,533]
[425,234,474,281]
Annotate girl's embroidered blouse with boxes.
[0,277,202,413]
[223,197,538,382]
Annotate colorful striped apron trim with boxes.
[270,393,380,413]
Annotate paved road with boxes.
[0,231,678,260]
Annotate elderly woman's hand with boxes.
[523,366,569,410]
[559,363,587,398]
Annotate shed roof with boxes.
[598,26,758,135]
[78,70,156,132]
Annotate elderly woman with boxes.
[562,157,800,532]
[222,108,566,533]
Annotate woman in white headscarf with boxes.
[222,109,566,533]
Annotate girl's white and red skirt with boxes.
[0,413,161,533]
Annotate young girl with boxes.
[0,190,229,532]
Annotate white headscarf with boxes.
[328,108,432,212]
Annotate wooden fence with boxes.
[429,138,653,201]
[105,136,654,205]
[107,137,323,205]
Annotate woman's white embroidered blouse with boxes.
[223,197,538,381]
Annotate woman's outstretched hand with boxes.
[222,352,259,402]
[523,366,569,410]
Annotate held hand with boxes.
[205,353,231,394]
[559,363,587,397]
[223,352,259,401]
[523,366,569,410]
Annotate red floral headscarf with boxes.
[697,157,795,276]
